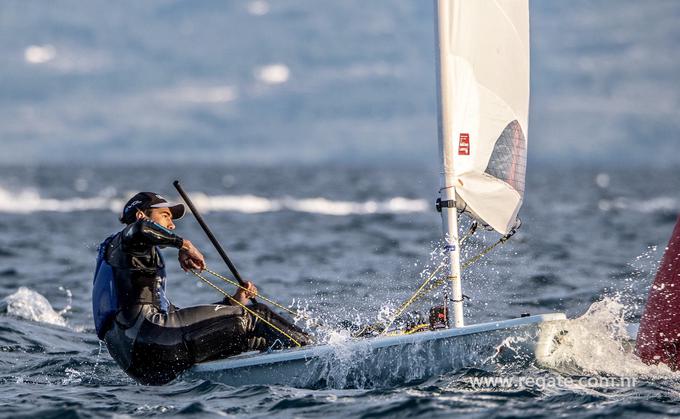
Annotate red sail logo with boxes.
[458,133,470,155]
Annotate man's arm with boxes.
[232,281,258,305]
[122,219,184,249]
[122,219,206,271]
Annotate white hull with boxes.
[187,313,566,388]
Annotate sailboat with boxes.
[186,0,566,388]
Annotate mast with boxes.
[434,0,464,327]
[440,184,465,327]
[433,0,530,328]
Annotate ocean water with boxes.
[3,0,680,166]
[0,164,679,417]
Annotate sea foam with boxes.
[0,287,68,327]
[537,297,677,378]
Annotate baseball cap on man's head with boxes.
[120,192,185,224]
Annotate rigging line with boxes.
[189,269,303,347]
[379,263,446,336]
[459,222,477,246]
[404,275,448,307]
[377,227,477,330]
[204,268,299,319]
[382,234,513,327]
[204,267,327,331]
[431,235,513,292]
[427,235,512,294]
[461,235,509,271]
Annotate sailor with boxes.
[92,192,310,385]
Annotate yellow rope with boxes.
[404,323,429,335]
[203,268,333,333]
[461,236,508,271]
[189,270,303,347]
[204,268,302,319]
[379,234,511,335]
[378,264,445,335]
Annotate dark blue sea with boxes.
[0,164,679,418]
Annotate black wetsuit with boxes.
[99,219,310,385]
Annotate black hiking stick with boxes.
[173,180,257,303]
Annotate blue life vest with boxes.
[92,233,171,339]
[157,252,170,313]
[92,235,117,340]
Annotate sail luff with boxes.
[435,0,465,328]
[436,0,530,235]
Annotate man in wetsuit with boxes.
[93,192,310,385]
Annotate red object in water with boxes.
[636,215,680,370]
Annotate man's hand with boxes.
[178,239,206,272]
[233,281,258,305]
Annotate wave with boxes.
[0,187,428,216]
[0,187,120,213]
[598,196,679,214]
[0,287,69,327]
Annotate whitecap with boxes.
[163,84,238,104]
[255,64,290,85]
[191,193,282,214]
[247,0,270,16]
[0,186,428,216]
[594,173,610,189]
[24,44,56,64]
[597,196,679,214]
[0,186,110,213]
[1,287,68,327]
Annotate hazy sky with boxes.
[1,0,678,166]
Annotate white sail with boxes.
[436,0,529,235]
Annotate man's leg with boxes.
[172,302,311,363]
[168,303,251,363]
